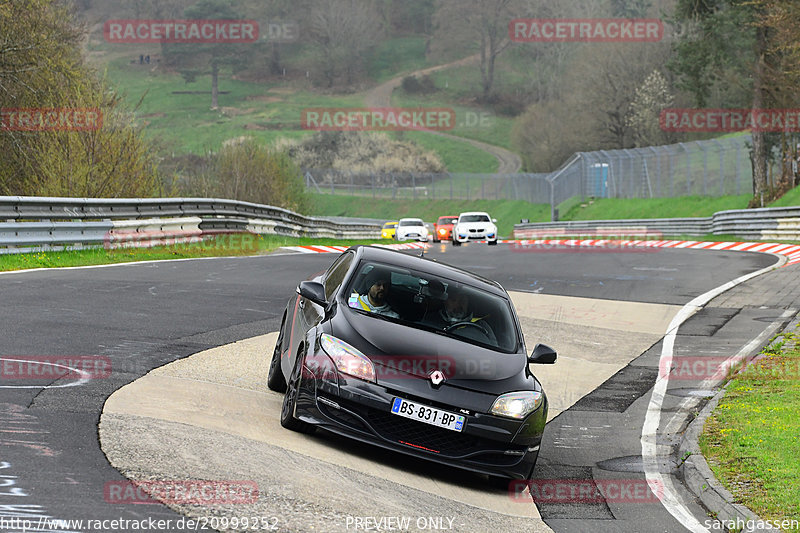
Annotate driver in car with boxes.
[349,267,400,318]
[426,287,496,343]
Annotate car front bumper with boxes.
[293,359,545,480]
[454,232,497,243]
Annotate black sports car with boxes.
[268,245,556,481]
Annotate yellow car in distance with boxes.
[381,221,398,239]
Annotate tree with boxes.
[627,70,676,147]
[241,0,301,77]
[382,0,436,35]
[306,0,383,88]
[610,0,651,18]
[162,0,253,109]
[566,41,671,149]
[751,0,800,195]
[669,0,777,204]
[431,0,518,102]
[0,0,159,197]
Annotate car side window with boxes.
[324,252,354,300]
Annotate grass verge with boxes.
[699,330,800,525]
[559,195,753,221]
[0,235,384,272]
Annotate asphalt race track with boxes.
[0,243,790,533]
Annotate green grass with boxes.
[105,57,362,153]
[102,56,502,172]
[0,234,384,272]
[399,132,499,173]
[391,92,515,151]
[768,185,800,207]
[368,37,432,83]
[308,193,549,237]
[700,331,800,524]
[560,195,753,221]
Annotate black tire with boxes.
[267,314,287,392]
[488,239,498,246]
[452,239,461,247]
[280,349,316,433]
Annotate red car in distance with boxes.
[433,215,459,242]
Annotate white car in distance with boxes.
[395,218,429,242]
[452,212,498,246]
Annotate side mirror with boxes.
[296,281,327,307]
[492,218,497,223]
[528,343,557,364]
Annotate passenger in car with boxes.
[348,267,400,318]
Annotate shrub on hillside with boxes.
[401,75,436,94]
[275,131,445,174]
[177,138,308,213]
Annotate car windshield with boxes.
[383,223,397,229]
[439,218,457,224]
[399,219,423,227]
[460,215,490,223]
[344,261,518,352]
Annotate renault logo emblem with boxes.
[429,370,446,387]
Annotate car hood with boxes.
[457,221,494,229]
[335,307,526,388]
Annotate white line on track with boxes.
[641,255,787,532]
[0,357,91,389]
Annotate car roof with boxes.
[437,215,458,220]
[458,211,490,217]
[349,245,506,296]
[398,217,424,223]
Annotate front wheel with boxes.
[488,239,498,246]
[280,351,316,434]
[452,239,461,247]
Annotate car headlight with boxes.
[490,391,543,419]
[320,334,375,382]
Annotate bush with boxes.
[0,1,159,198]
[275,131,445,174]
[401,75,436,94]
[178,138,308,213]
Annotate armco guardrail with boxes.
[514,205,800,241]
[0,196,381,253]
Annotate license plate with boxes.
[390,397,465,432]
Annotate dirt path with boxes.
[364,56,523,174]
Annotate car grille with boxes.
[367,409,480,455]
[319,397,527,466]
[365,409,525,465]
